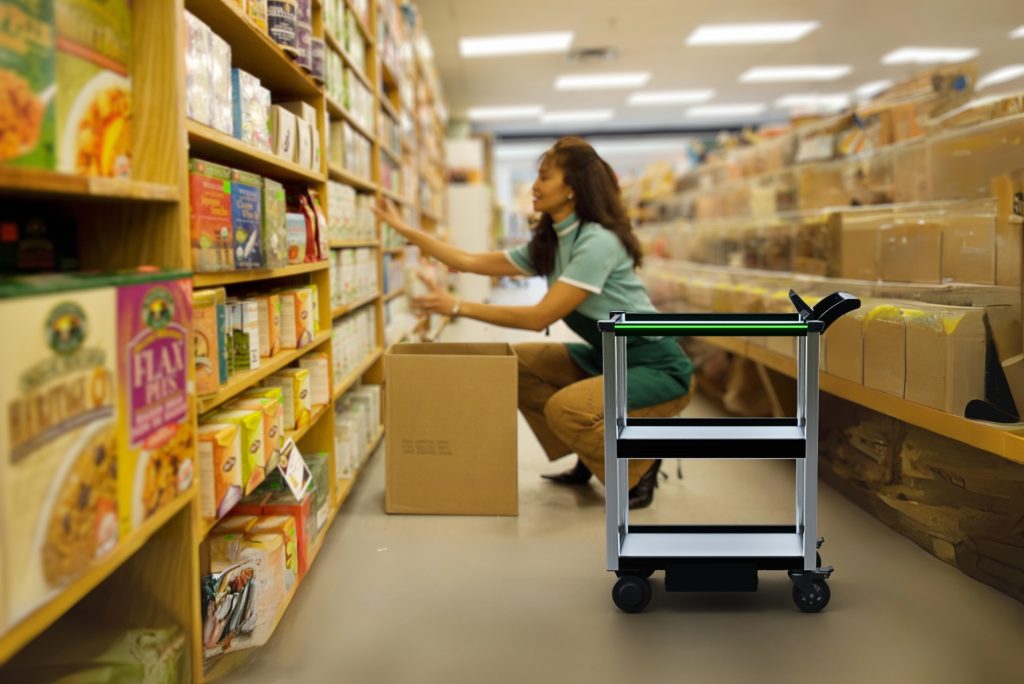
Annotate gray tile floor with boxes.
[220,284,1024,684]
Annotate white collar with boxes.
[556,219,582,238]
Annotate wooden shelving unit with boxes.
[384,287,406,302]
[0,0,446,678]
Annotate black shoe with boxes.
[541,458,593,485]
[628,460,662,509]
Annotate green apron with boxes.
[562,310,693,410]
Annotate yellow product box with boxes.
[240,386,285,453]
[193,289,221,395]
[227,396,282,471]
[266,368,312,430]
[211,515,259,536]
[825,305,870,384]
[249,516,299,589]
[0,278,119,627]
[204,409,267,494]
[197,423,243,521]
[298,352,331,406]
[309,283,320,332]
[251,293,281,358]
[55,0,132,177]
[278,287,313,349]
[863,305,906,398]
[903,306,987,413]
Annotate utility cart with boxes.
[598,290,860,613]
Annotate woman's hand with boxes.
[411,273,458,317]
[371,198,411,235]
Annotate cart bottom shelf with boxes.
[620,531,804,559]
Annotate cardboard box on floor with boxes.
[385,343,518,515]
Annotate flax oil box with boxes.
[0,271,193,630]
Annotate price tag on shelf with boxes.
[277,438,312,501]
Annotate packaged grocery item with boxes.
[227,395,282,472]
[231,69,261,147]
[305,452,330,533]
[247,0,269,34]
[55,0,132,177]
[308,282,320,332]
[267,0,298,56]
[231,169,264,269]
[249,515,298,588]
[0,0,56,168]
[299,352,331,406]
[903,305,987,413]
[228,298,261,370]
[296,119,312,169]
[184,10,212,126]
[198,423,243,520]
[260,488,313,575]
[189,159,233,273]
[210,32,233,135]
[285,211,307,264]
[278,287,313,349]
[262,178,289,268]
[311,37,326,83]
[211,515,258,536]
[0,276,119,625]
[263,372,298,430]
[193,289,221,395]
[292,191,319,262]
[214,287,230,384]
[296,0,312,70]
[863,305,906,398]
[204,409,267,494]
[239,386,285,462]
[308,190,330,261]
[116,275,194,534]
[251,293,281,357]
[271,105,297,161]
[334,413,356,480]
[278,100,316,125]
[267,368,312,429]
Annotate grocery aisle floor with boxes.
[221,283,1024,684]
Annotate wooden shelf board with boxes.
[349,9,374,47]
[420,209,441,223]
[702,338,1024,465]
[329,240,379,249]
[183,0,320,98]
[187,121,323,184]
[384,246,405,254]
[333,44,373,92]
[380,60,400,94]
[380,187,403,203]
[199,330,332,414]
[192,260,328,288]
[328,163,377,192]
[384,287,405,302]
[380,144,402,165]
[0,167,179,202]
[380,95,399,121]
[331,292,380,319]
[326,100,376,144]
[333,348,384,401]
[0,490,194,665]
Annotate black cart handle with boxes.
[789,290,861,332]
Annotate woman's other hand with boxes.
[372,198,409,234]
[411,273,457,316]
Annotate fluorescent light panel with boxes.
[977,64,1024,90]
[775,93,850,111]
[685,103,766,118]
[459,31,573,57]
[881,47,978,65]
[467,105,543,121]
[687,21,819,45]
[740,65,851,82]
[541,109,614,123]
[555,72,650,90]
[856,79,893,99]
[627,90,715,105]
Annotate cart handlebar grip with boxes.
[809,291,861,332]
[788,290,813,321]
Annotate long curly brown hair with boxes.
[528,137,643,276]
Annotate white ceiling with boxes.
[415,0,1024,136]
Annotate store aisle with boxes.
[220,284,1024,684]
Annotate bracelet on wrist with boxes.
[450,300,461,319]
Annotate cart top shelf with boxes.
[598,313,823,337]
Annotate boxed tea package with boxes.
[279,286,314,349]
[189,159,233,273]
[232,69,271,150]
[115,274,194,534]
[262,178,289,268]
[267,368,312,430]
[227,395,282,474]
[247,0,269,34]
[204,409,267,494]
[298,352,331,406]
[55,0,132,177]
[0,0,56,168]
[240,385,285,464]
[228,298,261,371]
[193,289,221,395]
[231,169,264,269]
[250,293,281,358]
[249,516,299,589]
[210,32,233,135]
[0,275,119,626]
[198,423,243,520]
[271,104,297,161]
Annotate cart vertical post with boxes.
[602,320,622,571]
[802,330,821,571]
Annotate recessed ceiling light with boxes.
[686,21,819,45]
[685,103,766,118]
[977,64,1024,90]
[467,106,544,121]
[775,93,850,112]
[881,47,979,65]
[555,72,650,90]
[740,65,851,82]
[541,109,615,123]
[856,80,893,99]
[459,31,574,58]
[1012,26,1024,39]
[627,90,715,106]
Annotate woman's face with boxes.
[532,156,573,216]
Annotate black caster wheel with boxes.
[612,575,652,613]
[615,568,655,580]
[792,580,830,613]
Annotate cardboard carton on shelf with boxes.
[385,343,518,516]
[863,305,906,398]
[825,304,870,384]
[903,305,987,414]
[940,200,997,285]
[879,216,943,284]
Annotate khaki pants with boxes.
[515,342,692,489]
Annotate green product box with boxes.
[262,177,289,268]
[0,0,56,168]
[305,452,330,534]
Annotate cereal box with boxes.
[0,0,56,168]
[205,409,266,494]
[250,294,280,358]
[0,275,118,626]
[197,423,243,520]
[193,289,220,395]
[298,352,330,406]
[55,0,132,177]
[189,159,233,273]
[231,169,264,269]
[116,275,194,534]
[262,178,288,268]
[226,396,280,474]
